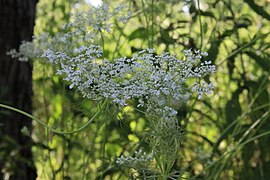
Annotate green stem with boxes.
[99,30,105,52]
[217,32,270,66]
[151,0,154,48]
[0,103,99,134]
[167,95,171,106]
[192,128,270,179]
[197,0,203,49]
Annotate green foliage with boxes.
[1,0,270,179]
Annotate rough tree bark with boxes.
[0,0,38,179]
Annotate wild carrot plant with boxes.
[7,2,216,179]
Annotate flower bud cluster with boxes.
[70,2,130,34]
[116,150,153,169]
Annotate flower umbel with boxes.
[42,48,215,108]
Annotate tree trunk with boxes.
[0,0,38,179]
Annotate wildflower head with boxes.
[42,48,215,109]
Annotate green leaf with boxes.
[128,27,149,41]
[245,75,270,119]
[244,0,270,21]
[207,40,222,64]
[225,88,243,124]
[200,11,216,19]
[208,29,235,63]
[227,56,236,78]
[235,17,252,28]
[245,51,270,72]
[159,28,176,45]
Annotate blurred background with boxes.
[0,0,269,179]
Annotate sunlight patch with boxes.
[85,0,102,7]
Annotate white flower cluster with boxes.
[192,82,214,99]
[116,149,153,169]
[150,106,178,122]
[7,2,130,62]
[70,2,130,34]
[42,47,215,108]
[7,41,43,62]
